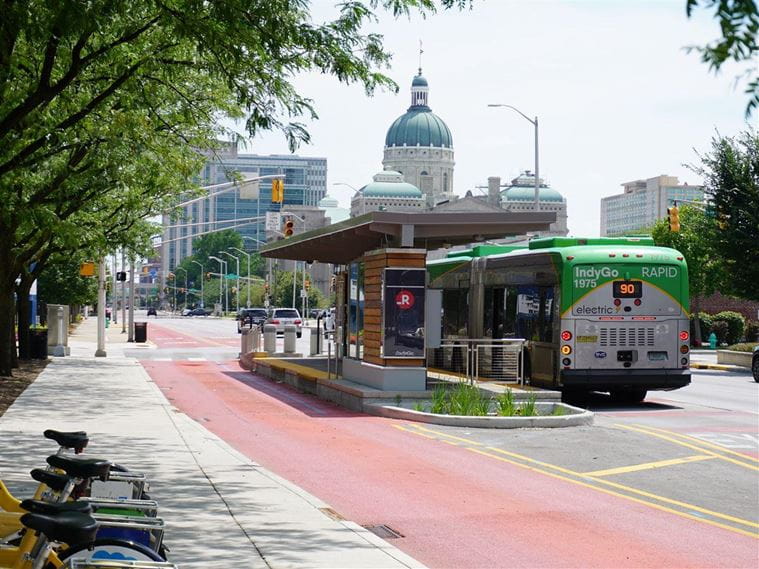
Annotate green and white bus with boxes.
[428,237,691,402]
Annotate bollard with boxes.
[240,329,251,357]
[251,327,261,352]
[283,324,296,354]
[310,328,319,356]
[263,324,276,354]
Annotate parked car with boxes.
[147,306,157,317]
[185,307,210,316]
[267,308,303,338]
[752,345,759,382]
[308,308,322,320]
[237,308,268,333]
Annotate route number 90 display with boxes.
[613,280,642,298]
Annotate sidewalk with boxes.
[0,317,425,569]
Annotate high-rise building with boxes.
[162,145,327,271]
[381,70,455,207]
[600,175,704,236]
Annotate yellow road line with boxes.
[629,424,759,463]
[397,423,759,533]
[466,447,759,539]
[391,424,438,440]
[616,424,759,471]
[409,423,484,446]
[583,454,715,477]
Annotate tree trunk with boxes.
[692,294,702,346]
[0,284,15,377]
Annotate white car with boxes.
[267,308,303,338]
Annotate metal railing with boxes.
[427,338,527,385]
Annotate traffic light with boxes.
[305,279,310,291]
[264,283,270,294]
[271,179,284,203]
[330,275,336,291]
[284,217,294,237]
[667,206,680,232]
[116,271,127,281]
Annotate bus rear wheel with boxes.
[610,387,647,403]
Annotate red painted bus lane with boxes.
[142,360,758,568]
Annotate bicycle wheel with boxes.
[57,537,165,562]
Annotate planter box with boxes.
[716,350,752,367]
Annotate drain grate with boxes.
[363,524,404,539]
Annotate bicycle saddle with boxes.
[30,468,72,492]
[20,511,98,545]
[21,498,92,515]
[44,429,89,453]
[46,455,111,481]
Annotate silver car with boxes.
[268,308,303,338]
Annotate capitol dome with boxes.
[384,73,453,149]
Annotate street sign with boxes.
[265,211,281,232]
[300,289,307,298]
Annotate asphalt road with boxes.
[132,312,759,568]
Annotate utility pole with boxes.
[121,251,127,333]
[95,258,107,357]
[128,260,135,342]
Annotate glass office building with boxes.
[162,147,327,270]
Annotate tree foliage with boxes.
[687,128,759,300]
[37,256,98,311]
[0,0,470,375]
[686,0,759,116]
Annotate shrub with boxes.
[745,320,759,342]
[725,342,759,353]
[496,389,516,417]
[710,320,729,344]
[712,311,746,344]
[690,312,713,344]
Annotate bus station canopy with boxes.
[259,210,556,264]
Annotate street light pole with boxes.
[191,260,204,308]
[221,251,240,314]
[230,247,251,308]
[209,256,226,314]
[487,104,540,211]
[333,182,364,215]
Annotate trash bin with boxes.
[134,322,148,343]
[30,329,48,359]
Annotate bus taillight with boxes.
[680,345,689,354]
[679,331,689,341]
[561,330,572,341]
[561,345,572,355]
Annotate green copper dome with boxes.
[385,73,452,148]
[502,186,564,203]
[385,109,453,148]
[360,171,423,198]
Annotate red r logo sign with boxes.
[395,290,415,310]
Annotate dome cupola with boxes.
[384,71,452,149]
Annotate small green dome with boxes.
[385,109,453,148]
[502,186,564,203]
[360,171,423,198]
[412,74,428,87]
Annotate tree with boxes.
[686,0,759,117]
[687,129,759,300]
[651,206,727,344]
[37,256,99,314]
[0,0,471,375]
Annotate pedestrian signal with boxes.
[116,271,127,281]
[271,179,284,203]
[284,218,295,237]
[667,206,680,232]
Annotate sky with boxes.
[241,0,753,237]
